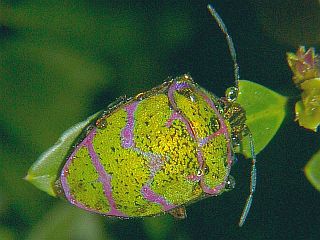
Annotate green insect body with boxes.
[60,74,238,218]
[54,5,257,226]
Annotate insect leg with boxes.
[238,129,257,227]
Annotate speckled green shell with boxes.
[60,74,233,217]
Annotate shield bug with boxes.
[54,5,257,226]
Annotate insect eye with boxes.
[225,175,236,191]
[204,166,210,174]
[225,87,238,102]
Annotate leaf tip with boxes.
[23,173,31,182]
[25,174,58,197]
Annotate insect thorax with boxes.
[218,97,248,147]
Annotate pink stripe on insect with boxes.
[86,129,128,217]
[198,92,233,194]
[121,101,139,149]
[166,111,196,140]
[141,184,176,211]
[61,128,127,217]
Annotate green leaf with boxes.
[305,149,320,191]
[25,112,101,196]
[235,80,288,158]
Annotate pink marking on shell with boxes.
[121,101,139,149]
[60,134,102,213]
[86,129,127,217]
[148,154,165,177]
[167,78,233,195]
[199,128,224,147]
[200,183,225,195]
[61,128,127,217]
[141,184,176,211]
[61,167,104,215]
[198,91,233,195]
[133,147,165,177]
[197,149,205,169]
[166,111,196,140]
[167,81,190,109]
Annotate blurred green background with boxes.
[1,0,320,239]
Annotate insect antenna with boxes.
[207,4,257,227]
[207,4,239,95]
